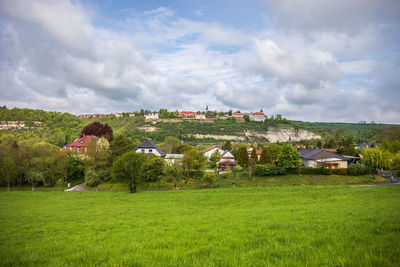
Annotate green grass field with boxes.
[1,186,399,266]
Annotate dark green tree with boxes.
[277,143,302,169]
[182,148,206,181]
[236,146,249,168]
[112,151,148,193]
[110,135,134,159]
[222,140,232,151]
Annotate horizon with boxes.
[0,0,399,123]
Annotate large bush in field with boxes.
[347,164,368,176]
[254,164,286,176]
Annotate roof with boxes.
[203,145,221,153]
[179,111,196,114]
[134,139,166,156]
[232,112,244,115]
[66,135,97,147]
[250,112,265,115]
[298,148,347,161]
[165,154,184,159]
[221,150,235,158]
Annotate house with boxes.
[65,134,98,154]
[247,147,262,160]
[298,148,348,169]
[249,112,266,122]
[355,143,373,150]
[195,114,206,120]
[165,154,184,165]
[203,145,224,159]
[129,113,135,117]
[145,112,159,121]
[178,111,196,118]
[232,112,244,118]
[134,139,166,157]
[79,114,91,119]
[217,150,237,173]
[115,113,123,118]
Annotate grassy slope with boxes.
[96,174,388,192]
[1,186,399,266]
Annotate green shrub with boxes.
[331,168,348,175]
[299,167,347,175]
[348,164,368,176]
[203,172,217,188]
[254,164,267,176]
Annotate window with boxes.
[149,149,152,153]
[141,149,145,153]
[77,147,80,152]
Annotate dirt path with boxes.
[64,181,86,192]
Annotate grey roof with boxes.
[298,148,347,160]
[165,154,184,159]
[134,139,166,156]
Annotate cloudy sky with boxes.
[0,0,399,123]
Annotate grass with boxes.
[95,174,389,192]
[0,186,399,266]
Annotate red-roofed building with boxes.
[232,112,244,118]
[178,111,196,118]
[203,145,224,159]
[247,148,263,160]
[79,114,91,119]
[115,113,123,118]
[65,135,98,154]
[249,112,266,122]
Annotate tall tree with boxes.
[277,143,302,169]
[182,148,206,181]
[110,135,134,159]
[0,157,17,191]
[236,146,249,168]
[209,150,221,168]
[81,121,114,141]
[222,140,232,151]
[159,136,182,154]
[112,151,148,193]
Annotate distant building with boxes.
[195,114,206,120]
[65,135,98,154]
[145,112,159,121]
[298,148,348,169]
[79,114,91,119]
[134,139,166,157]
[178,111,196,118]
[247,147,262,160]
[129,113,135,117]
[115,113,123,118]
[165,154,184,165]
[232,112,244,118]
[249,112,266,122]
[203,145,224,159]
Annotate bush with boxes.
[254,164,267,176]
[348,164,368,176]
[253,164,286,176]
[203,172,217,188]
[298,167,348,175]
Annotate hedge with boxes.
[298,167,348,175]
[254,164,286,176]
[347,163,368,176]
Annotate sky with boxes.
[0,0,399,123]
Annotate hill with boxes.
[0,106,396,146]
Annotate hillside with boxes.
[0,107,396,146]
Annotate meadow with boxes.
[0,186,399,266]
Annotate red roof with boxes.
[203,145,218,153]
[250,112,265,115]
[232,112,244,115]
[67,135,98,147]
[179,111,196,114]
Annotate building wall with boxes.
[204,148,224,159]
[305,159,348,169]
[135,148,162,157]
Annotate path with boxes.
[351,182,400,187]
[64,181,86,192]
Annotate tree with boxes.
[164,162,184,189]
[0,157,17,191]
[159,136,182,154]
[222,140,232,151]
[26,170,44,191]
[203,172,217,188]
[244,114,250,122]
[81,121,114,142]
[250,148,258,164]
[182,148,206,181]
[236,146,249,168]
[86,137,112,188]
[112,151,148,193]
[391,153,400,177]
[85,168,109,192]
[277,143,302,169]
[65,154,85,184]
[209,150,221,168]
[110,135,134,159]
[144,157,165,182]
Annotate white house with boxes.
[145,112,159,121]
[203,145,224,159]
[165,154,184,165]
[249,112,266,122]
[298,149,348,169]
[134,139,166,157]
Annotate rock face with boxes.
[188,125,320,142]
[246,125,321,143]
[0,121,41,130]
